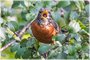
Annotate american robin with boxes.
[31,8,60,44]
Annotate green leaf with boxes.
[74,1,81,12]
[0,27,5,40]
[6,28,20,41]
[67,54,78,59]
[69,38,75,44]
[78,20,86,29]
[79,29,89,36]
[7,21,19,32]
[53,1,70,10]
[12,1,20,8]
[64,45,76,56]
[74,33,81,42]
[85,4,90,15]
[0,17,3,24]
[55,34,66,43]
[70,11,79,20]
[21,11,27,21]
[58,18,66,27]
[7,23,14,32]
[22,33,31,39]
[82,43,89,53]
[10,43,20,52]
[79,1,85,10]
[24,0,31,7]
[17,15,26,26]
[26,38,36,48]
[3,0,13,8]
[25,12,36,21]
[68,45,76,55]
[48,45,62,59]
[69,2,77,10]
[75,43,81,50]
[15,47,26,58]
[56,52,67,59]
[65,26,74,33]
[69,20,81,32]
[43,1,50,8]
[1,47,15,59]
[12,1,26,8]
[51,11,61,21]
[20,1,26,7]
[22,49,31,59]
[38,44,50,54]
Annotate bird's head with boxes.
[37,8,51,21]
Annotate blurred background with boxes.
[0,0,89,59]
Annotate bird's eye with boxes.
[48,11,50,14]
[39,11,42,13]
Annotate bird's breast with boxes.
[31,20,56,43]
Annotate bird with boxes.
[31,8,60,44]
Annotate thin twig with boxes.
[17,21,32,38]
[0,40,16,52]
[0,21,33,52]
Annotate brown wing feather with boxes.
[50,20,60,34]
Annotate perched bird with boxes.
[31,8,60,44]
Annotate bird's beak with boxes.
[41,10,48,18]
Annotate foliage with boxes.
[0,0,89,59]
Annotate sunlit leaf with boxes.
[69,20,81,32]
[3,0,13,8]
[22,33,31,40]
[6,28,20,41]
[0,17,3,24]
[69,38,75,44]
[1,47,15,59]
[7,16,17,22]
[78,20,86,29]
[0,28,5,40]
[24,0,31,7]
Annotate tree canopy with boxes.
[0,0,89,59]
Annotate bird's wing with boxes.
[50,20,60,33]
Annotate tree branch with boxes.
[0,21,33,52]
[0,40,16,52]
[17,21,32,38]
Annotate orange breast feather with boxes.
[31,21,56,43]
